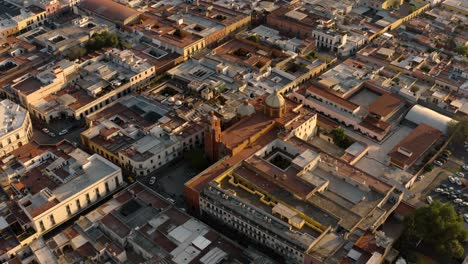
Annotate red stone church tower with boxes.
[204,111,221,162]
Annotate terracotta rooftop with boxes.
[368,93,403,118]
[394,201,415,217]
[100,213,131,238]
[186,129,278,193]
[79,0,140,24]
[30,198,60,218]
[221,113,274,150]
[388,123,442,168]
[243,155,314,199]
[306,85,359,111]
[354,232,384,254]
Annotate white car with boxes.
[464,214,468,223]
[434,160,443,166]
[435,188,443,193]
[59,129,68,136]
[426,196,433,204]
[454,198,463,204]
[448,176,455,183]
[417,175,425,181]
[42,128,49,133]
[463,164,468,171]
[149,176,156,185]
[456,172,464,178]
[455,178,462,186]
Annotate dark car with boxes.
[438,156,449,162]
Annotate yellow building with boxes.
[442,0,468,15]
[0,3,47,37]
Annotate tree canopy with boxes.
[455,45,468,57]
[85,32,131,52]
[402,201,467,259]
[447,116,468,144]
[332,128,353,149]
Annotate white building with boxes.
[312,29,348,52]
[18,154,123,234]
[0,99,32,157]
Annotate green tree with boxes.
[66,46,86,60]
[332,128,353,148]
[455,45,468,57]
[247,34,260,43]
[85,32,127,52]
[447,116,468,144]
[403,201,467,259]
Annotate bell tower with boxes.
[204,111,221,162]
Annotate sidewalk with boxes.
[407,168,449,206]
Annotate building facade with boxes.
[0,99,32,157]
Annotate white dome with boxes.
[265,90,285,109]
[237,101,255,117]
[405,105,455,134]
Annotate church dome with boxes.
[237,100,255,117]
[265,90,285,109]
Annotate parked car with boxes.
[443,149,452,155]
[463,164,468,171]
[42,128,49,133]
[417,175,425,181]
[426,196,433,204]
[448,176,455,183]
[464,214,468,223]
[149,176,156,185]
[59,129,68,136]
[434,160,443,167]
[455,178,462,186]
[449,186,454,191]
[440,184,447,188]
[442,191,450,196]
[438,156,448,162]
[48,132,56,137]
[441,152,450,158]
[456,172,464,178]
[435,188,443,193]
[454,198,463,204]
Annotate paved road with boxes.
[137,158,201,209]
[32,119,85,148]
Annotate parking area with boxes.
[32,119,85,147]
[426,176,467,216]
[137,158,201,209]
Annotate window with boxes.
[50,214,56,226]
[76,199,81,210]
[105,182,110,193]
[115,176,120,186]
[39,221,45,232]
[95,188,100,199]
[66,205,71,216]
[86,193,91,204]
